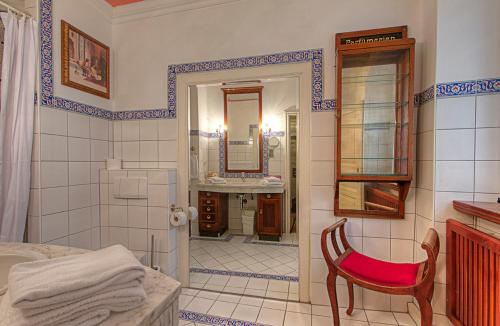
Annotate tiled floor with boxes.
[178,288,417,326]
[189,271,299,300]
[190,236,298,277]
[248,233,298,245]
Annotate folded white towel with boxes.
[8,245,145,310]
[261,177,283,185]
[0,285,146,326]
[207,177,226,184]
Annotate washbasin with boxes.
[0,250,47,295]
[212,179,284,187]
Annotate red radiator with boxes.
[446,219,499,326]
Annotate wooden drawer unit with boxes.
[198,191,228,237]
[257,193,282,241]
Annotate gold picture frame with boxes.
[61,20,110,99]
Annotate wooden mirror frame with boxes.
[334,26,415,219]
[223,86,263,174]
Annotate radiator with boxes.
[446,219,499,326]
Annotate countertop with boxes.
[0,243,181,326]
[190,180,284,194]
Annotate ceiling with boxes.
[97,0,243,24]
[105,0,144,7]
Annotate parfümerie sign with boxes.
[341,31,403,45]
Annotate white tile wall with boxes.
[29,107,112,250]
[308,110,417,312]
[99,168,177,277]
[429,93,500,319]
[114,120,178,169]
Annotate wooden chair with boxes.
[321,218,439,326]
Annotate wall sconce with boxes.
[265,123,271,135]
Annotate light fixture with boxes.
[265,123,271,135]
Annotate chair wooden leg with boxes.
[346,281,354,315]
[416,295,433,326]
[326,272,340,326]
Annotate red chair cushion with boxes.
[339,251,420,287]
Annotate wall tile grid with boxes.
[113,120,178,169]
[194,132,285,179]
[28,106,113,249]
[428,92,500,319]
[99,168,178,277]
[33,1,500,318]
[309,109,417,312]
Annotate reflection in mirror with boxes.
[223,87,263,173]
[338,182,400,215]
[340,49,410,177]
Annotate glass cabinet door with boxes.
[339,47,411,179]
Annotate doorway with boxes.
[176,62,312,302]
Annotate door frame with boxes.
[284,111,298,235]
[177,62,312,302]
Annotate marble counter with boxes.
[190,181,284,194]
[0,243,180,326]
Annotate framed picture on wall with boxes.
[61,20,110,99]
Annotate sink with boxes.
[0,250,46,295]
[191,179,285,194]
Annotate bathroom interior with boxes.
[0,0,498,326]
[187,78,300,295]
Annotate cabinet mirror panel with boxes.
[223,86,263,173]
[340,48,410,178]
[338,181,401,217]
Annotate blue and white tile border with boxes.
[191,130,285,177]
[190,234,234,242]
[168,49,335,117]
[40,0,113,119]
[219,133,270,178]
[179,310,267,326]
[243,236,298,248]
[190,267,299,282]
[41,0,499,121]
[436,78,499,98]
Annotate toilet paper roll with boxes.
[170,211,188,227]
[188,206,198,221]
[106,158,122,170]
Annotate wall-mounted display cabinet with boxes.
[334,26,415,219]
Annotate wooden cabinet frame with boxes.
[223,86,264,174]
[334,26,415,219]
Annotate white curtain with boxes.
[0,12,37,242]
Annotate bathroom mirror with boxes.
[223,86,263,173]
[337,182,403,217]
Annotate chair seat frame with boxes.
[321,218,439,326]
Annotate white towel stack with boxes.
[207,176,226,184]
[0,245,146,326]
[261,176,283,185]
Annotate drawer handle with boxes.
[206,192,211,197]
[206,207,211,212]
[206,200,211,204]
[206,215,211,220]
[206,224,211,229]
[266,194,271,199]
[259,209,263,215]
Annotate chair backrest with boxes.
[420,228,440,282]
[321,219,350,270]
[421,228,439,263]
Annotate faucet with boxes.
[241,172,246,182]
